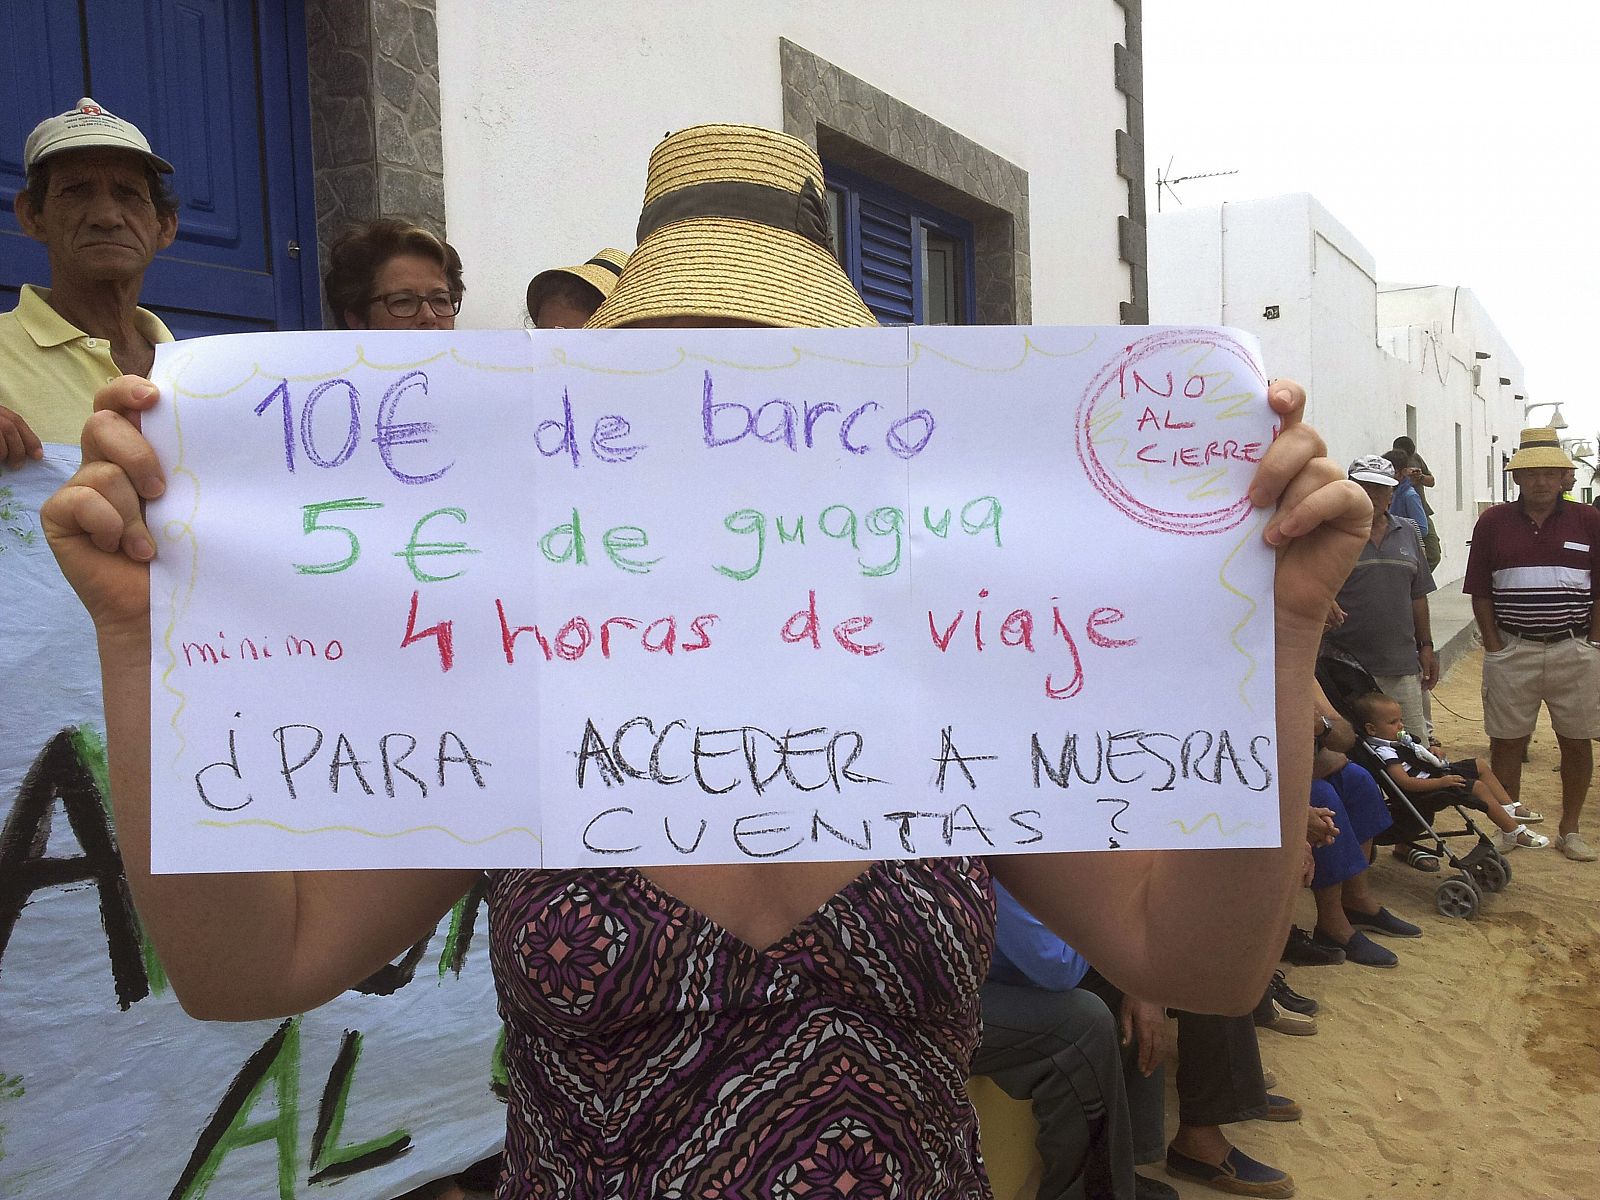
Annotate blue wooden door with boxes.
[0,0,320,336]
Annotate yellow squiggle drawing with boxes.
[1167,813,1266,837]
[1217,511,1268,708]
[164,330,1100,398]
[166,345,459,399]
[197,817,542,845]
[908,330,1099,372]
[1179,466,1232,501]
[156,380,204,760]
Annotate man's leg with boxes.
[1076,969,1167,1171]
[974,980,1136,1200]
[1490,735,1529,806]
[1165,1012,1292,1196]
[1482,639,1540,806]
[1555,734,1593,838]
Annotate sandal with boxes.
[1506,803,1544,823]
[1494,825,1550,850]
[1393,844,1442,872]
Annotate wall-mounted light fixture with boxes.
[1513,394,1525,401]
[1475,351,1492,360]
[1499,377,1512,386]
[1524,400,1567,430]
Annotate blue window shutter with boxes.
[823,160,976,326]
[856,194,916,325]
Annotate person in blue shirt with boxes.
[975,883,1298,1199]
[975,881,1168,1199]
[1383,450,1429,541]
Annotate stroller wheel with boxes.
[1491,849,1513,886]
[1436,876,1480,919]
[1474,855,1510,894]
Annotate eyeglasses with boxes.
[368,290,462,318]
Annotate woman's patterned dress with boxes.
[488,856,996,1198]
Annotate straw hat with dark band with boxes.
[586,124,876,330]
[1506,426,1574,471]
[526,247,630,316]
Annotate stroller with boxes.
[1314,646,1511,919]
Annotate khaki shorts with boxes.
[1481,633,1600,740]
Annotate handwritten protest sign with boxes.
[146,326,1278,872]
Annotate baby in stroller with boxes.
[1350,691,1549,852]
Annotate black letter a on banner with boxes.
[0,728,148,1008]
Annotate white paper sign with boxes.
[1,456,504,1200]
[146,325,1279,872]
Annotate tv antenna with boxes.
[1154,158,1239,213]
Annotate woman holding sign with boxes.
[43,125,1370,1198]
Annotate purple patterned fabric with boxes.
[487,857,996,1198]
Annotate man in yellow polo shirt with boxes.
[0,97,178,467]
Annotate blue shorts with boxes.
[1310,762,1393,890]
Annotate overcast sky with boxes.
[1142,1,1598,439]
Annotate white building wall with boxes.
[435,1,1132,329]
[1149,194,1534,584]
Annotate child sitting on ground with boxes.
[1352,692,1549,851]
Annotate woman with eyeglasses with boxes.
[323,218,464,331]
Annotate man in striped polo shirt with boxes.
[1464,427,1600,861]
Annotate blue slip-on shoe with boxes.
[1343,905,1422,938]
[1314,926,1398,968]
[1166,1145,1295,1197]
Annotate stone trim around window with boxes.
[304,0,446,321]
[779,39,1030,326]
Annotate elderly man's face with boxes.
[16,149,176,283]
[1514,467,1566,506]
[1358,480,1395,514]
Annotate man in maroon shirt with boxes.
[1463,428,1600,862]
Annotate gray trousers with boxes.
[972,981,1140,1200]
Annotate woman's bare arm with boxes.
[991,381,1369,1014]
[46,378,479,1021]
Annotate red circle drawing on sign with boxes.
[1075,329,1267,535]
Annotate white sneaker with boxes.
[1494,825,1550,851]
[1556,832,1598,861]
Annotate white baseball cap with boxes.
[23,97,173,174]
[1348,454,1398,486]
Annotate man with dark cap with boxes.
[0,97,178,465]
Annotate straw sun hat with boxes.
[586,124,876,330]
[1506,426,1575,472]
[526,247,630,317]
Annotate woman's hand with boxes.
[41,376,165,639]
[1250,381,1370,638]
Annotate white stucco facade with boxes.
[435,1,1135,329]
[1149,194,1538,584]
